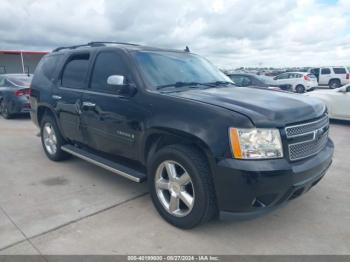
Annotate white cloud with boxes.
[0,0,349,68]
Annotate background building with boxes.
[0,50,48,74]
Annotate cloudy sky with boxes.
[1,0,349,68]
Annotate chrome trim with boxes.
[288,131,329,161]
[285,115,329,138]
[58,86,125,99]
[61,145,141,182]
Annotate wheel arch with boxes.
[328,78,341,85]
[36,104,65,137]
[142,128,216,171]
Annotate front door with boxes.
[80,51,144,160]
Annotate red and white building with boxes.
[0,50,48,74]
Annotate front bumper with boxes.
[212,139,334,213]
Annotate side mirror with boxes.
[107,75,125,86]
[106,75,137,96]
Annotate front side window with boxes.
[132,51,232,90]
[61,54,90,89]
[90,52,128,92]
[321,68,331,75]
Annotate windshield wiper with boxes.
[204,81,235,87]
[156,81,213,90]
[156,81,234,91]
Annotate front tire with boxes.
[148,144,218,229]
[40,114,70,161]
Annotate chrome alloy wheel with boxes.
[155,160,195,217]
[43,122,58,155]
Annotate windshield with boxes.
[132,51,233,90]
[7,76,32,87]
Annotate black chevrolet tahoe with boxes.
[30,42,334,229]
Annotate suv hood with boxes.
[168,87,326,127]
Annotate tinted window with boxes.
[90,52,127,92]
[276,73,288,80]
[229,75,251,87]
[333,67,346,74]
[35,54,63,80]
[0,77,5,87]
[321,68,331,75]
[308,74,317,79]
[310,68,320,75]
[62,54,90,89]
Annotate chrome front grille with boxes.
[285,115,329,138]
[286,115,329,161]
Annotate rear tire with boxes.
[148,144,218,229]
[329,79,340,89]
[0,101,11,119]
[295,85,305,93]
[40,114,70,161]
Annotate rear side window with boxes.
[321,68,331,74]
[307,74,317,79]
[333,67,346,74]
[62,54,90,89]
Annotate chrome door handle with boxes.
[82,101,96,107]
[52,95,62,100]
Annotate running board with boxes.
[61,145,146,183]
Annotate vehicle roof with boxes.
[310,66,348,68]
[278,72,307,74]
[50,42,190,55]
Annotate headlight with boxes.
[229,128,283,159]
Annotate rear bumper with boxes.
[8,98,31,114]
[212,139,334,213]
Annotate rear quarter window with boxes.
[333,68,347,74]
[35,54,64,80]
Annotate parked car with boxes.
[0,74,32,119]
[30,42,333,229]
[227,73,290,91]
[305,83,350,121]
[272,72,318,93]
[308,66,350,89]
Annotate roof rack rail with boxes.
[87,41,140,46]
[52,41,139,52]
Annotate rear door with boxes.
[54,53,90,143]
